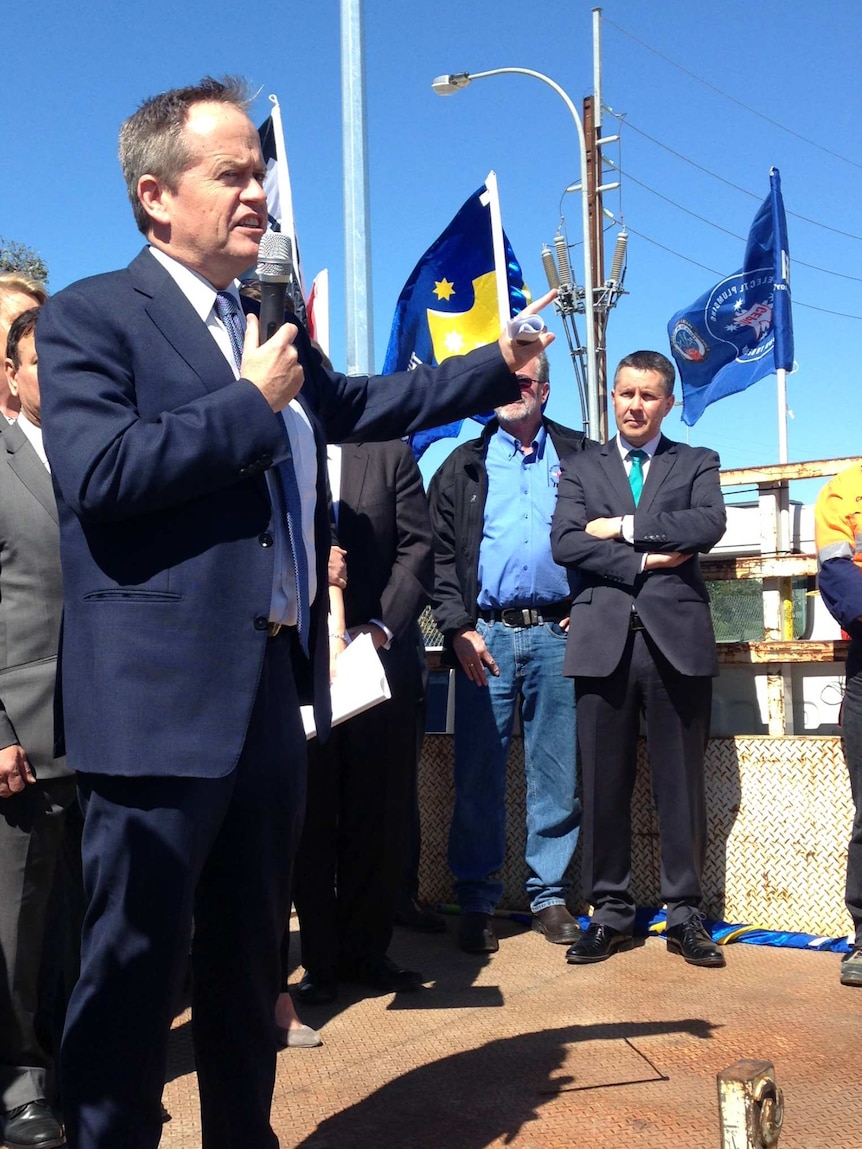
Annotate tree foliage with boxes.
[0,236,49,285]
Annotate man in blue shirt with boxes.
[429,354,594,953]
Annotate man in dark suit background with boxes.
[0,306,80,1149]
[36,76,555,1149]
[292,439,432,1004]
[551,350,727,968]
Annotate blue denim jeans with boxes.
[449,618,580,915]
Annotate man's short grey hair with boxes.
[613,350,676,396]
[119,75,255,235]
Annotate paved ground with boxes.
[161,913,859,1149]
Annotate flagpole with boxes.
[484,171,511,328]
[776,368,788,465]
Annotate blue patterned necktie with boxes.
[627,449,648,506]
[213,290,310,653]
[214,291,245,370]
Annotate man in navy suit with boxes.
[551,351,727,969]
[36,77,555,1149]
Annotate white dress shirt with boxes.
[148,246,318,623]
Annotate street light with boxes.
[431,68,599,439]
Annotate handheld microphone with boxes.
[256,231,293,342]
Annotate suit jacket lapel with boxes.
[639,435,677,513]
[338,445,368,514]
[0,423,57,520]
[128,248,236,397]
[599,440,636,511]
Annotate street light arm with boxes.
[430,65,599,439]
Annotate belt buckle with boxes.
[267,622,284,637]
[501,608,537,627]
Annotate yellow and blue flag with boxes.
[383,185,527,458]
[668,167,793,426]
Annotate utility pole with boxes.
[583,92,607,440]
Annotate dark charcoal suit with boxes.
[0,421,80,1115]
[293,440,432,978]
[551,434,726,933]
[36,247,519,1149]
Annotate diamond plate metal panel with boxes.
[417,734,853,937]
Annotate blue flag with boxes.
[382,184,527,459]
[668,167,793,426]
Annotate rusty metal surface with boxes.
[160,922,862,1149]
[703,554,818,579]
[717,640,849,665]
[720,457,862,486]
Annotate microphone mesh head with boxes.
[256,231,293,281]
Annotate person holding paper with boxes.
[292,441,433,1003]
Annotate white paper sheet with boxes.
[300,631,391,740]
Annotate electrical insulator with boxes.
[541,245,560,291]
[608,230,628,286]
[553,234,573,287]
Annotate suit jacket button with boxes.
[254,615,269,631]
[260,454,273,468]
[259,532,274,548]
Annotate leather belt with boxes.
[629,611,646,631]
[477,600,571,628]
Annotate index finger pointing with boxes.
[520,288,558,316]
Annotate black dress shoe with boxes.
[565,922,632,964]
[458,912,498,954]
[1,1100,65,1149]
[532,904,581,945]
[336,955,423,992]
[665,917,726,967]
[394,898,446,933]
[295,971,338,1005]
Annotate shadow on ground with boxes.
[294,1018,716,1148]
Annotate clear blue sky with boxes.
[3,1,859,493]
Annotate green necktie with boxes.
[627,449,647,506]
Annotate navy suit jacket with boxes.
[36,248,517,778]
[551,434,726,678]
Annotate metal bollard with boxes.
[717,1059,784,1148]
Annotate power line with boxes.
[608,114,862,243]
[623,224,862,320]
[602,15,862,171]
[616,164,862,283]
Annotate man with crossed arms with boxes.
[552,350,727,969]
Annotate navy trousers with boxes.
[60,634,307,1149]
